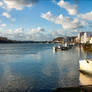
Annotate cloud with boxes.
[0,26,77,41]
[57,0,78,15]
[2,28,28,40]
[0,24,7,27]
[29,27,45,34]
[28,27,48,41]
[2,12,16,22]
[0,1,3,6]
[1,27,65,41]
[1,27,52,41]
[41,11,87,30]
[2,0,38,10]
[78,11,92,21]
[2,12,11,18]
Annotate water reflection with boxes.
[56,48,79,87]
[0,64,29,92]
[0,44,92,92]
[79,72,92,86]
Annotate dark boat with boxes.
[53,43,72,51]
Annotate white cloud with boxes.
[29,27,45,34]
[2,12,11,18]
[41,11,87,30]
[57,0,78,15]
[28,27,48,41]
[0,1,3,6]
[1,27,52,41]
[78,11,92,21]
[2,0,38,10]
[0,24,7,27]
[2,28,27,40]
[0,27,77,41]
[2,12,16,22]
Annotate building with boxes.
[90,37,92,44]
[64,36,77,43]
[77,32,85,43]
[77,32,92,44]
[78,32,85,39]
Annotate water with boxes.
[0,43,92,92]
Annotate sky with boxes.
[0,0,92,41]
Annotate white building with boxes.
[90,37,92,44]
[77,32,92,44]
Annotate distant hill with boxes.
[53,36,77,43]
[53,37,64,43]
[0,37,52,43]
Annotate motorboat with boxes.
[53,45,69,51]
[79,59,92,74]
[53,45,62,51]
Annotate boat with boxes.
[79,59,92,74]
[53,45,69,51]
[53,45,62,51]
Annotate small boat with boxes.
[61,46,69,50]
[79,59,92,74]
[53,45,62,51]
[53,43,73,51]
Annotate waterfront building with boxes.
[90,37,92,44]
[77,32,92,44]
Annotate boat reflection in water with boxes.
[78,45,92,92]
[79,71,92,92]
[79,71,92,86]
[54,71,92,92]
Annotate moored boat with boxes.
[53,43,73,51]
[53,45,62,51]
[79,59,92,74]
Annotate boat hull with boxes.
[53,46,70,51]
[79,59,92,74]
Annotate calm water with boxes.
[0,43,92,92]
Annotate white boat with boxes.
[53,46,62,51]
[53,43,71,51]
[79,59,92,74]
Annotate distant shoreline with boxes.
[0,40,52,44]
